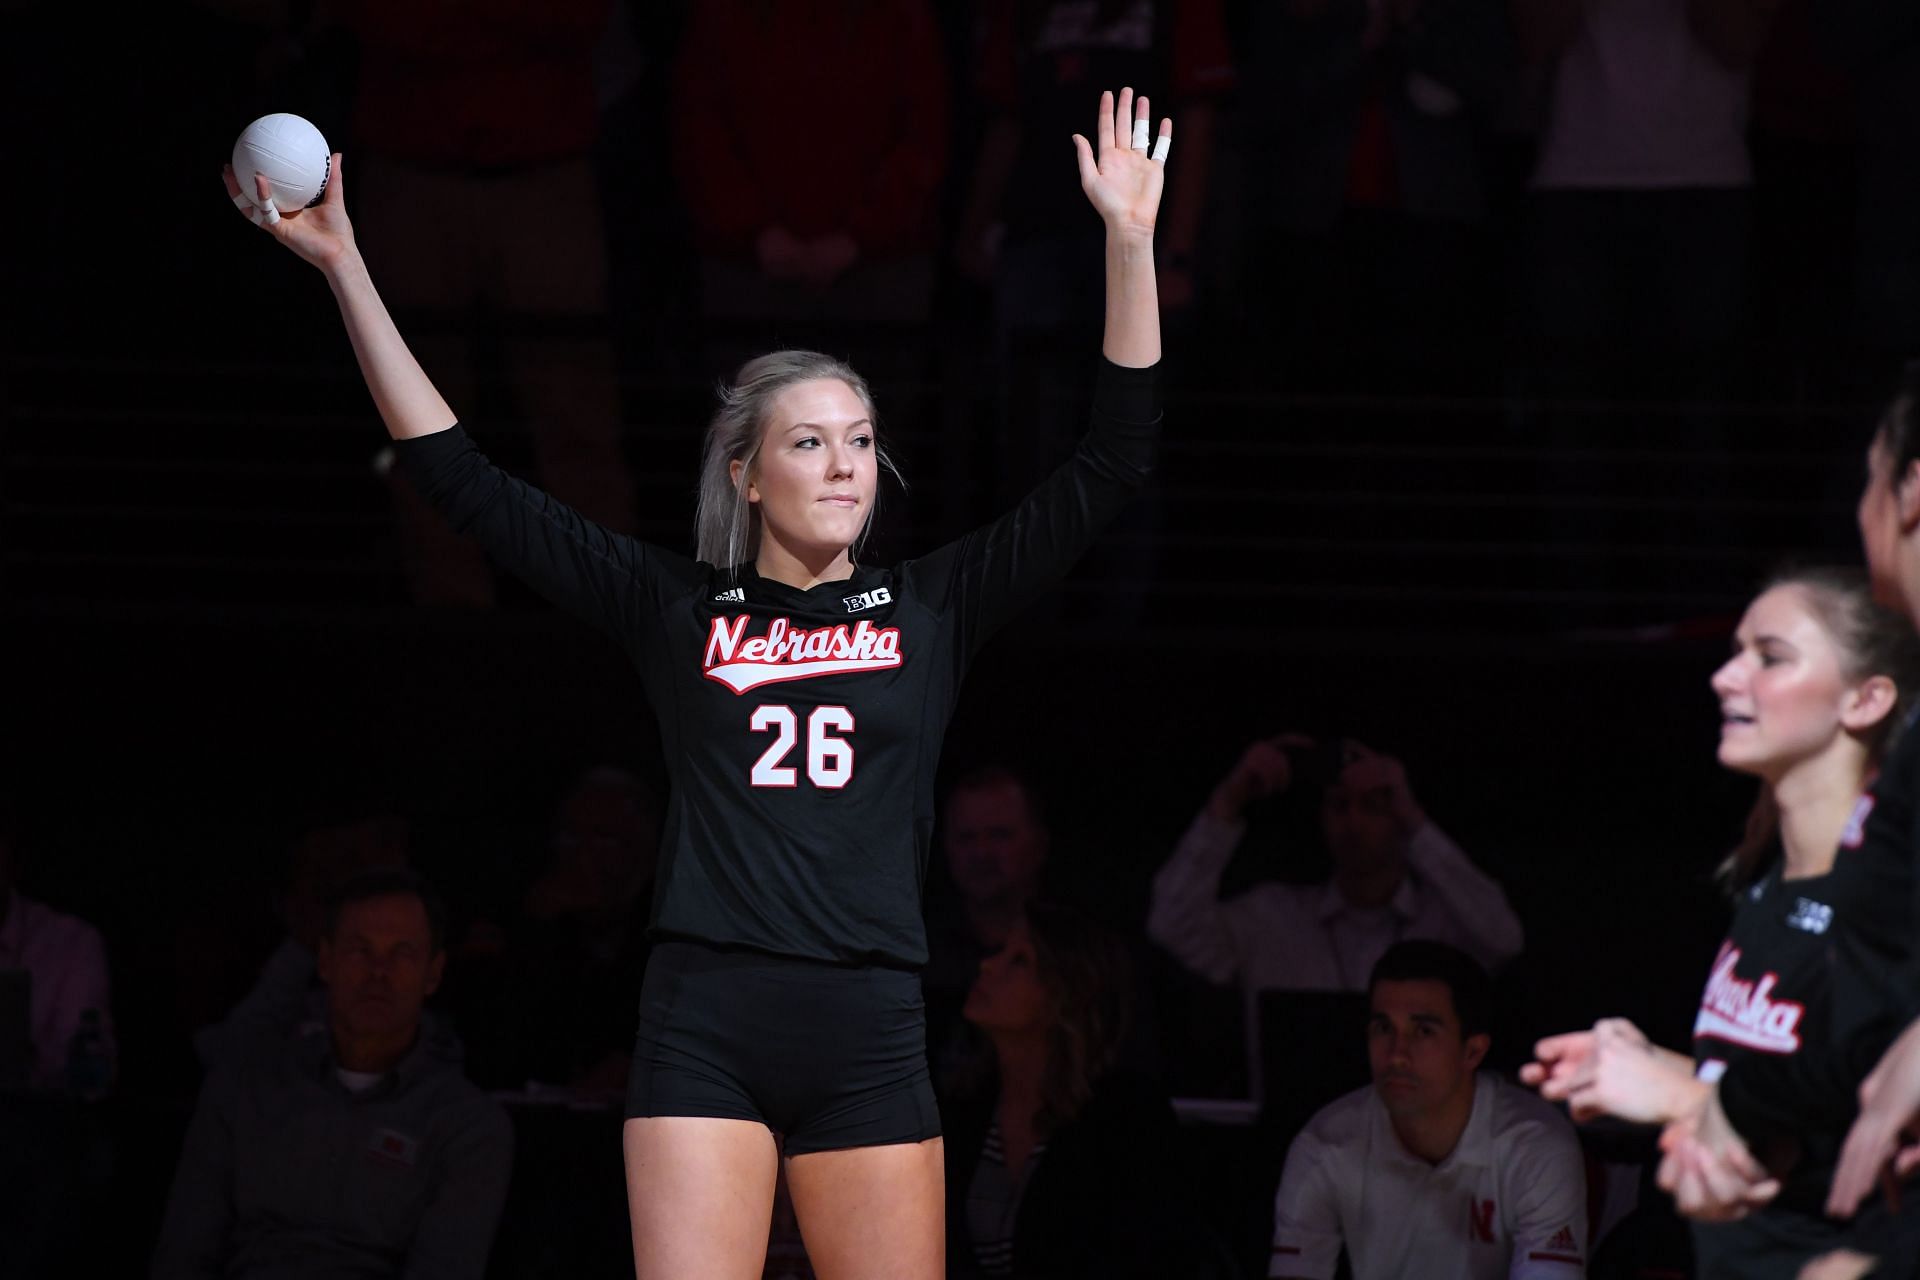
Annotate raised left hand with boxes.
[1073,88,1171,238]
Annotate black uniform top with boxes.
[1716,720,1920,1155]
[394,360,1160,970]
[1689,859,1849,1276]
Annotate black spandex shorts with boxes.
[625,941,941,1155]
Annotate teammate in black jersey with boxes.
[1642,372,1920,1279]
[1523,567,1920,1277]
[226,88,1172,1278]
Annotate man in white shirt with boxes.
[1148,737,1523,992]
[1272,941,1588,1280]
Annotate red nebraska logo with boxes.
[1468,1198,1495,1243]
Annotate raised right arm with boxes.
[223,157,453,442]
[223,158,680,632]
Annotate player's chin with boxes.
[808,507,866,543]
[1714,736,1768,775]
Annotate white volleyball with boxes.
[231,113,331,212]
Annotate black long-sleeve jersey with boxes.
[393,360,1159,969]
[1689,861,1850,1276]
[1716,721,1920,1156]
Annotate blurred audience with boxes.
[924,765,1056,1028]
[447,764,660,1093]
[953,0,1232,507]
[1148,735,1522,992]
[1224,0,1514,394]
[193,809,412,1070]
[154,868,512,1280]
[1822,0,1920,377]
[1271,940,1588,1279]
[943,900,1214,1278]
[1514,0,1780,403]
[0,804,117,1277]
[670,0,950,377]
[0,807,115,1093]
[329,0,638,608]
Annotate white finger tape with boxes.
[258,201,281,227]
[231,192,252,212]
[1151,134,1171,163]
[1131,119,1150,151]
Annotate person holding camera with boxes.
[1146,736,1522,992]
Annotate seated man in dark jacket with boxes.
[154,868,512,1280]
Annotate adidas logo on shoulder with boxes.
[713,586,746,603]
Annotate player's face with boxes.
[741,378,877,565]
[318,893,444,1045]
[1368,978,1484,1120]
[943,781,1047,907]
[963,918,1051,1035]
[1710,585,1856,779]
[1858,430,1910,613]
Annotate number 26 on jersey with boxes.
[749,705,855,789]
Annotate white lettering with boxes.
[1693,944,1805,1055]
[702,614,905,694]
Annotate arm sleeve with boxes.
[903,360,1159,660]
[1504,1121,1589,1279]
[392,424,682,637]
[192,938,317,1069]
[151,1072,237,1280]
[1406,823,1525,969]
[1269,1131,1343,1280]
[1146,809,1250,985]
[401,1100,516,1280]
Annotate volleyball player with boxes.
[225,88,1173,1278]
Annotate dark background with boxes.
[4,0,1916,1273]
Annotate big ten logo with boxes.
[1467,1197,1496,1244]
[843,587,892,613]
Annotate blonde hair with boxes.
[692,351,904,571]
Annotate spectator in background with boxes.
[1821,1,1920,385]
[923,765,1057,1092]
[943,900,1210,1278]
[193,809,412,1069]
[332,0,638,608]
[1222,0,1513,395]
[1272,941,1588,1279]
[447,764,660,1093]
[670,0,950,377]
[1148,735,1522,992]
[1514,0,1781,403]
[154,868,512,1280]
[953,0,1232,497]
[923,765,1056,1025]
[0,806,114,1093]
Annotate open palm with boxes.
[1073,88,1170,237]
